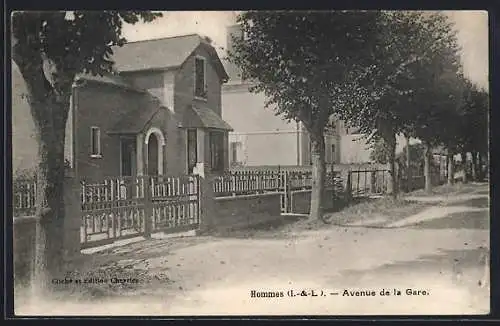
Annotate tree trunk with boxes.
[405,136,412,192]
[477,152,484,181]
[30,97,69,298]
[471,151,478,182]
[423,142,432,194]
[447,152,454,185]
[461,151,468,184]
[385,135,398,199]
[13,41,74,298]
[309,130,326,220]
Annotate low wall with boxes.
[13,216,36,287]
[290,188,337,214]
[211,192,283,232]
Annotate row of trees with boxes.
[369,78,488,190]
[228,10,488,220]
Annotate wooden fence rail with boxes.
[13,167,391,247]
[213,171,283,197]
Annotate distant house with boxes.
[221,24,410,167]
[12,34,233,181]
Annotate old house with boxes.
[13,34,233,181]
[221,24,409,167]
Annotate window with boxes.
[194,57,206,99]
[120,138,134,176]
[209,132,224,172]
[90,127,101,157]
[330,144,336,163]
[187,129,198,173]
[230,141,242,166]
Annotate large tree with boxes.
[11,11,162,295]
[228,11,383,220]
[342,11,462,196]
[426,74,469,186]
[454,81,489,181]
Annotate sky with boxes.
[122,11,489,90]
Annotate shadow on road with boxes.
[444,197,489,208]
[410,210,489,230]
[335,247,489,288]
[75,236,216,273]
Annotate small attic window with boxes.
[194,56,207,99]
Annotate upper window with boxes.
[90,126,101,157]
[194,57,207,99]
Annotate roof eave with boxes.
[73,77,146,94]
[117,66,180,74]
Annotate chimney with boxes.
[226,24,243,56]
[225,24,244,84]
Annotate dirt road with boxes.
[16,185,490,316]
[17,228,489,316]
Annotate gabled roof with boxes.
[107,92,166,135]
[111,34,229,81]
[183,105,233,131]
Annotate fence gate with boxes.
[81,176,147,249]
[349,169,389,197]
[81,174,200,249]
[150,175,200,234]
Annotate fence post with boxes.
[284,171,290,213]
[143,176,153,238]
[330,164,335,205]
[193,163,216,234]
[370,171,376,193]
[344,171,352,202]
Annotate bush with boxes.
[369,139,390,164]
[13,168,37,194]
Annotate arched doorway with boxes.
[144,127,165,176]
[147,133,159,175]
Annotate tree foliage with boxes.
[12,11,161,80]
[455,81,489,155]
[229,11,383,133]
[369,139,391,164]
[228,11,385,219]
[340,11,463,195]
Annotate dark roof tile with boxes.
[183,105,233,131]
[111,34,229,81]
[111,34,201,72]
